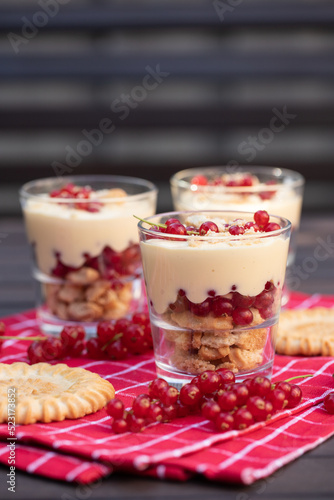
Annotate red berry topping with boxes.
[199,221,219,235]
[254,210,270,228]
[324,393,334,414]
[166,222,187,236]
[165,218,180,226]
[244,221,260,232]
[191,175,208,186]
[264,222,281,232]
[229,225,245,236]
[232,292,254,309]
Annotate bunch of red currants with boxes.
[106,370,313,434]
[27,312,153,363]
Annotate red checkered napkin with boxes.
[0,292,333,485]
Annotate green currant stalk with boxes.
[284,374,313,383]
[133,215,166,229]
[101,333,123,351]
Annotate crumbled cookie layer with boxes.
[45,268,132,322]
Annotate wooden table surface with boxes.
[0,212,334,500]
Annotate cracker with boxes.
[276,307,334,356]
[0,362,115,425]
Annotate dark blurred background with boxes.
[1,0,334,214]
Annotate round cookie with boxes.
[0,362,115,424]
[276,307,334,356]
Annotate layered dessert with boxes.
[21,178,157,326]
[171,170,303,230]
[139,210,291,380]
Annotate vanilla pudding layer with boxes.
[24,197,155,274]
[175,189,302,228]
[141,234,289,315]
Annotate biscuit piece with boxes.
[229,347,263,370]
[0,362,115,425]
[170,311,233,331]
[276,308,334,356]
[233,328,268,350]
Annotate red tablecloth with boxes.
[0,292,333,484]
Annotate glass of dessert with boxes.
[138,210,291,386]
[20,175,157,335]
[170,166,304,305]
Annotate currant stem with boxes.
[101,333,123,351]
[0,336,47,341]
[133,215,166,229]
[284,374,313,383]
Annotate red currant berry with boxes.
[132,312,150,327]
[162,404,178,421]
[216,369,235,386]
[244,221,260,232]
[229,225,245,236]
[212,296,233,317]
[28,341,45,364]
[230,383,249,406]
[199,221,219,235]
[286,384,302,408]
[166,223,187,236]
[69,340,85,357]
[275,381,292,399]
[132,394,151,418]
[254,210,269,228]
[127,414,146,432]
[191,376,200,387]
[232,307,253,326]
[324,393,334,414]
[190,298,212,317]
[165,218,180,227]
[86,337,103,359]
[248,376,271,397]
[175,400,190,418]
[41,337,64,361]
[122,324,146,354]
[265,400,274,420]
[201,400,221,421]
[234,408,254,430]
[215,412,234,432]
[264,222,281,232]
[114,318,130,334]
[191,175,208,186]
[148,378,169,399]
[247,396,267,421]
[147,402,164,423]
[160,386,179,406]
[267,388,287,411]
[60,325,85,350]
[199,371,222,394]
[232,292,255,309]
[179,383,201,406]
[106,339,128,360]
[97,321,116,345]
[106,398,124,419]
[112,418,129,434]
[217,390,237,411]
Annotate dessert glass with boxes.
[138,210,291,387]
[170,166,304,306]
[20,175,157,335]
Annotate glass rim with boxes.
[19,175,158,203]
[137,209,292,242]
[170,165,305,192]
